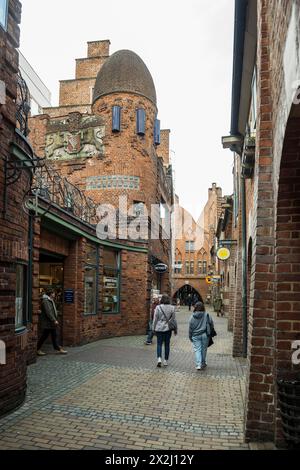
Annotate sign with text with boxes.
[154,263,168,274]
[64,289,74,304]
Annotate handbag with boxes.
[159,306,178,333]
[206,313,217,348]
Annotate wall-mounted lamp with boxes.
[221,135,244,150]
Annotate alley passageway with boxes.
[0,308,250,450]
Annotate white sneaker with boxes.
[163,360,168,367]
[157,358,162,368]
[196,365,202,370]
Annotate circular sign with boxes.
[217,247,231,261]
[154,263,168,273]
[205,276,212,285]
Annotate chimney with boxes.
[158,129,170,167]
[88,40,111,58]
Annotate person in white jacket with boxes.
[152,294,177,367]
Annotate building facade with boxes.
[0,0,34,415]
[27,41,173,349]
[172,184,223,306]
[18,51,52,116]
[223,0,300,446]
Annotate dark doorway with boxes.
[173,285,203,306]
[39,252,65,346]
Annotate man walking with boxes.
[37,289,67,356]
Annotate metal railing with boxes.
[31,161,98,225]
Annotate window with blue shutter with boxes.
[112,106,121,132]
[154,119,161,145]
[136,108,146,136]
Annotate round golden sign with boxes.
[217,247,231,261]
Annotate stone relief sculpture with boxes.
[45,114,105,160]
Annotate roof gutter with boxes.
[230,0,248,137]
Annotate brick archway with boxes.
[274,109,300,444]
[173,284,204,305]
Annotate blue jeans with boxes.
[192,334,209,367]
[156,331,172,360]
[146,321,154,343]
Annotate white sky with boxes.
[20,0,234,220]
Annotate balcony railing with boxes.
[16,72,31,138]
[31,162,98,225]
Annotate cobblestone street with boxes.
[0,308,251,450]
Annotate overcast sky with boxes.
[20,0,235,220]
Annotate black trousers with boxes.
[37,328,60,351]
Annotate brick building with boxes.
[0,0,34,415]
[0,31,173,417]
[172,184,223,306]
[26,42,173,349]
[223,0,300,446]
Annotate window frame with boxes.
[15,263,28,332]
[83,244,99,316]
[112,105,121,133]
[102,248,121,315]
[0,0,9,31]
[136,108,146,136]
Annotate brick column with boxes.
[63,238,84,346]
[245,0,276,442]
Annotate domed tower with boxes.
[90,49,160,214]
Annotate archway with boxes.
[173,285,203,306]
[275,104,300,443]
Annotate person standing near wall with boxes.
[37,289,67,356]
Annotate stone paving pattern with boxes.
[0,307,275,450]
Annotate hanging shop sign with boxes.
[154,263,168,273]
[218,240,237,246]
[217,247,231,261]
[205,276,212,285]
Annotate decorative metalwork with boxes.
[16,71,31,137]
[24,161,98,225]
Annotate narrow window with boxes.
[203,261,207,275]
[103,249,120,314]
[112,106,121,132]
[154,119,160,145]
[0,0,9,31]
[190,261,194,274]
[15,264,27,330]
[185,261,190,275]
[136,108,146,136]
[84,244,98,315]
[198,261,202,274]
[133,201,145,217]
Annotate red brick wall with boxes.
[245,0,298,444]
[0,0,29,417]
[275,116,300,444]
[63,238,149,346]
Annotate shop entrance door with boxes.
[39,252,64,346]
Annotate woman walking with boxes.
[152,294,177,367]
[189,301,214,370]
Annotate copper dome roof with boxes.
[92,50,157,106]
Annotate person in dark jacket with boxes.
[187,294,193,311]
[189,301,214,370]
[37,289,67,356]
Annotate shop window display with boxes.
[103,249,120,314]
